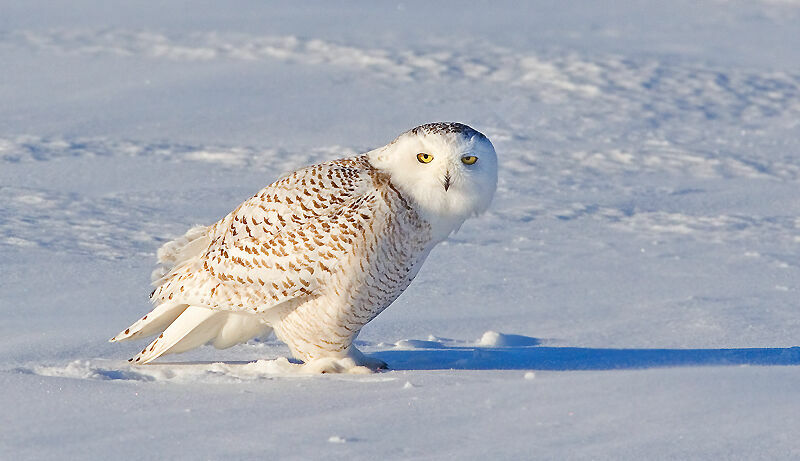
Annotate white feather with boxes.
[132,306,221,364]
[109,302,187,342]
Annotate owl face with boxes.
[369,123,498,237]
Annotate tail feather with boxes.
[131,306,222,364]
[113,225,274,364]
[213,313,273,349]
[109,302,188,342]
[126,306,273,364]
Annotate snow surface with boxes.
[1,1,800,459]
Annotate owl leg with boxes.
[345,345,388,371]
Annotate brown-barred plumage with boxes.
[147,155,431,361]
[111,122,498,369]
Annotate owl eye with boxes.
[461,155,478,165]
[417,153,434,164]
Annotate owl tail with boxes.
[109,302,189,343]
[116,305,272,364]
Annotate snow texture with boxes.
[1,1,800,459]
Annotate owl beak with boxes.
[443,171,451,191]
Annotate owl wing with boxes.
[151,157,383,313]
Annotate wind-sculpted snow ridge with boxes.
[565,141,800,181]
[486,200,800,252]
[17,333,528,383]
[0,186,172,259]
[2,132,797,260]
[0,138,355,259]
[4,132,799,184]
[21,357,385,383]
[390,332,543,350]
[17,332,543,382]
[542,203,800,241]
[608,211,800,244]
[9,29,800,122]
[498,142,800,186]
[0,135,355,171]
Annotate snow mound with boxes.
[391,332,542,350]
[394,339,445,349]
[23,357,378,383]
[477,331,541,347]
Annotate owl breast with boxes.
[271,172,432,362]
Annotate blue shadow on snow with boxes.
[371,345,800,371]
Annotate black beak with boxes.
[444,171,451,191]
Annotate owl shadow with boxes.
[370,344,800,371]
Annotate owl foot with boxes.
[346,346,389,371]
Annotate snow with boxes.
[1,0,800,459]
[478,330,542,347]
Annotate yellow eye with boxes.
[461,155,478,165]
[417,153,434,163]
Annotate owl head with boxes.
[368,122,498,239]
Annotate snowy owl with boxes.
[110,122,497,370]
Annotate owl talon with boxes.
[360,356,389,371]
[346,346,389,371]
